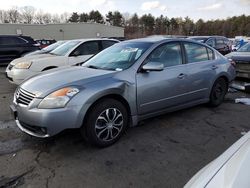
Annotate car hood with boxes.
[24,50,48,57]
[10,54,56,65]
[184,131,250,188]
[226,52,250,62]
[20,66,116,98]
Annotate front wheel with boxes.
[82,99,128,147]
[208,78,228,107]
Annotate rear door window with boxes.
[102,40,118,49]
[72,41,100,56]
[184,43,209,63]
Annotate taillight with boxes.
[229,58,236,67]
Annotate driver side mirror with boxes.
[142,61,164,72]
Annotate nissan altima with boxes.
[11,38,236,147]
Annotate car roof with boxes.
[68,38,120,43]
[189,36,227,39]
[123,37,209,45]
[0,35,32,38]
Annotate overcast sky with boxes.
[1,0,250,21]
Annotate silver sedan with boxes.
[11,38,236,147]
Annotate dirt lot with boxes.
[0,67,250,188]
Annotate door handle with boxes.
[178,73,185,79]
[211,65,218,70]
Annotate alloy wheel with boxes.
[95,108,124,142]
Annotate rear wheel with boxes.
[81,99,128,147]
[209,78,228,107]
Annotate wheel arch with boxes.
[81,93,132,128]
[213,73,230,88]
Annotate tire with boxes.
[208,78,228,107]
[81,99,128,147]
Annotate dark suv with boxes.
[0,35,40,65]
[189,36,231,55]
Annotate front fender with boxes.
[72,79,135,128]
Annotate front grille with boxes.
[8,64,14,70]
[15,88,36,106]
[236,63,250,72]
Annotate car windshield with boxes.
[50,40,81,56]
[83,42,152,71]
[43,41,66,52]
[237,43,250,52]
[189,37,207,43]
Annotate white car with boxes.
[185,131,250,188]
[5,38,119,84]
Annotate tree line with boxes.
[125,14,250,39]
[0,6,249,39]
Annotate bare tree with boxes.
[60,12,70,23]
[0,10,7,23]
[51,14,61,23]
[7,7,20,23]
[21,6,35,24]
[42,13,52,24]
[35,10,45,24]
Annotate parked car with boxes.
[5,38,119,84]
[189,36,231,55]
[226,42,250,79]
[10,38,235,147]
[0,35,40,65]
[22,40,66,57]
[185,131,250,188]
[36,39,56,48]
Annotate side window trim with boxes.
[206,47,215,60]
[17,37,28,44]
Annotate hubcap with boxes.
[95,108,123,142]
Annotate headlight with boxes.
[14,62,32,69]
[38,87,79,109]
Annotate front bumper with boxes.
[11,98,83,137]
[10,104,49,138]
[5,66,38,85]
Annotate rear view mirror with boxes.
[142,62,164,72]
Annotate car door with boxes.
[0,36,20,64]
[183,42,216,101]
[68,41,100,65]
[136,42,190,115]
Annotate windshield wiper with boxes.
[86,65,101,69]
